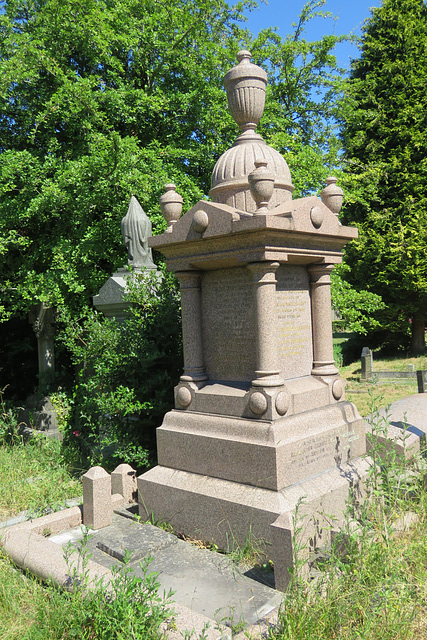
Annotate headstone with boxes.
[417,370,427,393]
[361,347,373,380]
[93,196,158,321]
[82,466,112,529]
[18,394,61,440]
[137,50,370,592]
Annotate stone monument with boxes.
[138,51,371,591]
[93,196,158,320]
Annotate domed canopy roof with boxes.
[209,51,294,213]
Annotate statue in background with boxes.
[121,196,156,270]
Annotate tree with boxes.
[0,0,351,322]
[0,0,252,320]
[340,0,427,354]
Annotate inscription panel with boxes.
[276,265,313,379]
[202,268,256,381]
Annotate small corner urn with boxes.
[248,160,275,215]
[160,183,183,233]
[321,177,343,217]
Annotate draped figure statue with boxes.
[121,196,156,270]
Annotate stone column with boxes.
[309,264,339,377]
[176,270,207,382]
[248,261,284,387]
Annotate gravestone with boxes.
[361,347,374,380]
[138,51,371,591]
[93,196,158,321]
[417,370,427,393]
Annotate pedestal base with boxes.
[154,400,366,491]
[138,456,372,592]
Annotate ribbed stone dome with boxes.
[209,50,294,213]
[210,133,293,212]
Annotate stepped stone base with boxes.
[138,456,372,592]
[155,401,366,491]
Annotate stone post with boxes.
[248,261,284,387]
[111,464,137,503]
[309,264,339,377]
[176,271,207,382]
[417,370,427,393]
[82,466,112,529]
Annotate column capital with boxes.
[308,263,335,285]
[247,261,280,284]
[175,270,202,289]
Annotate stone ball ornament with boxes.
[176,386,192,407]
[332,378,345,401]
[249,391,268,415]
[192,209,209,234]
[310,206,324,229]
[275,391,290,416]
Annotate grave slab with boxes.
[366,393,427,459]
[77,512,282,628]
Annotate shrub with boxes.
[58,269,182,472]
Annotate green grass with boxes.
[0,437,82,521]
[2,370,427,639]
[338,352,424,417]
[0,430,172,640]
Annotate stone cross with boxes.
[29,303,55,388]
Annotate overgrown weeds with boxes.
[272,393,427,640]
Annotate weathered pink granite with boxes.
[83,466,112,529]
[138,51,371,592]
[111,464,137,503]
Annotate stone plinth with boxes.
[93,267,158,321]
[137,195,370,590]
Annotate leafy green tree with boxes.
[58,270,182,471]
[0,0,252,319]
[331,264,385,335]
[340,0,427,354]
[0,0,350,323]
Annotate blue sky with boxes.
[243,0,382,69]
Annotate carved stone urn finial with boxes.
[248,160,275,215]
[223,50,268,136]
[321,177,343,217]
[160,183,183,233]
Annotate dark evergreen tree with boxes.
[340,0,427,353]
